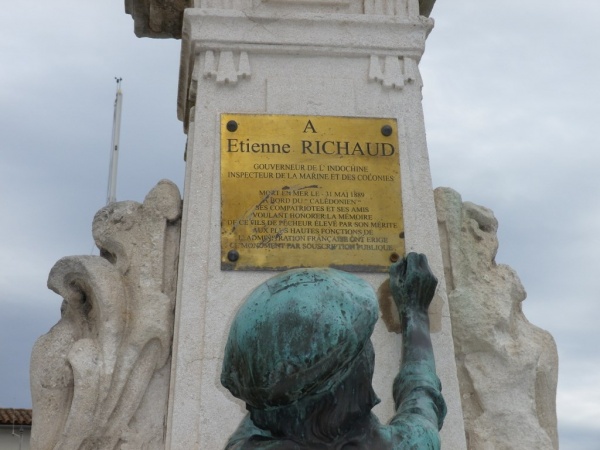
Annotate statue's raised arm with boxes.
[221,253,445,449]
[388,253,447,448]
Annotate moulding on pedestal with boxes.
[125,0,437,38]
[177,9,434,129]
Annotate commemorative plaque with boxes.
[221,114,404,272]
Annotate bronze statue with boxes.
[221,253,446,449]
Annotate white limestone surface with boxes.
[168,4,466,449]
[30,181,182,450]
[435,188,559,450]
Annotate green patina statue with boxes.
[221,253,446,449]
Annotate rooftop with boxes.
[0,409,32,426]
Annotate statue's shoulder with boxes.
[228,414,392,450]
[226,416,302,450]
[227,436,303,450]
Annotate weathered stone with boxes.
[124,0,437,40]
[125,0,192,39]
[168,2,467,448]
[30,180,182,450]
[435,187,559,450]
[419,0,436,17]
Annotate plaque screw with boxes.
[381,124,393,137]
[227,120,238,132]
[389,252,400,263]
[399,232,405,239]
[227,250,240,262]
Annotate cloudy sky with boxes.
[1,1,599,449]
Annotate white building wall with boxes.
[0,425,30,450]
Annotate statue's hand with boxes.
[389,253,437,317]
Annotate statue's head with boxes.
[221,268,381,442]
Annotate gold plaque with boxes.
[221,114,404,272]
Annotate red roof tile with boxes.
[0,409,32,426]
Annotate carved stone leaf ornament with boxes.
[368,56,423,90]
[30,180,182,450]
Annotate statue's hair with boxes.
[247,341,380,444]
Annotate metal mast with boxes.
[106,77,123,205]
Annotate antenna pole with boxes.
[106,77,123,205]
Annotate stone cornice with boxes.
[177,9,434,122]
[183,10,433,53]
[125,0,437,39]
[125,0,192,39]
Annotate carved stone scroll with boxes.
[435,187,559,450]
[30,180,182,450]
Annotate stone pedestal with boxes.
[166,2,467,449]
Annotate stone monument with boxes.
[147,2,467,448]
[29,1,559,449]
